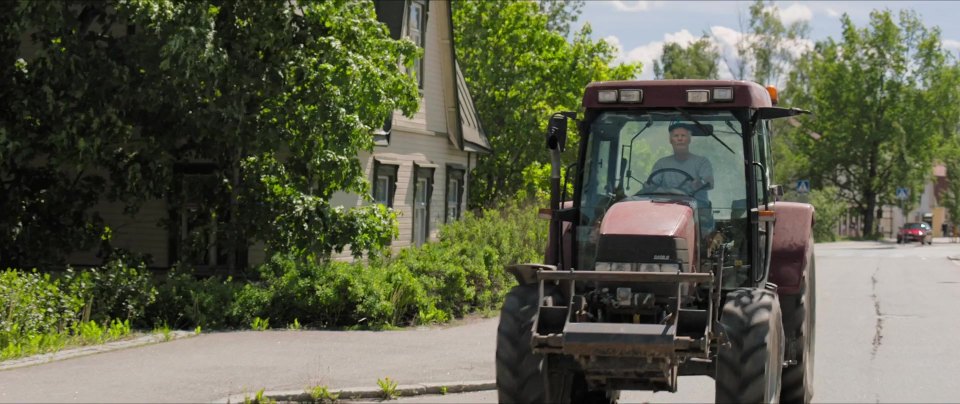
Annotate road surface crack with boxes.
[871,267,883,359]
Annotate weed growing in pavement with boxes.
[377,377,399,400]
[153,323,173,341]
[287,318,301,330]
[439,386,448,395]
[307,385,339,403]
[194,325,202,335]
[251,317,270,331]
[243,388,276,404]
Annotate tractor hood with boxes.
[595,199,697,271]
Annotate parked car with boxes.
[897,222,933,245]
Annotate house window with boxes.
[406,0,426,89]
[445,167,465,222]
[413,164,435,246]
[373,114,393,146]
[169,163,242,270]
[372,160,399,207]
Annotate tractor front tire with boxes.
[496,284,547,403]
[781,253,816,403]
[715,288,786,404]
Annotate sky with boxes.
[573,1,960,82]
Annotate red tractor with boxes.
[496,80,816,403]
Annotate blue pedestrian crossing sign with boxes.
[796,179,810,194]
[896,187,909,200]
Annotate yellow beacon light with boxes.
[766,85,778,105]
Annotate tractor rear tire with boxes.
[781,253,816,404]
[496,284,547,403]
[715,288,785,404]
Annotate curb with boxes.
[216,380,496,403]
[0,330,195,371]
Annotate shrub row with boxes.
[1,199,547,359]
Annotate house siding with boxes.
[325,130,470,262]
[422,3,447,136]
[67,199,170,268]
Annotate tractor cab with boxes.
[498,80,816,404]
[560,81,804,290]
[578,108,751,287]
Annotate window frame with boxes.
[445,166,466,223]
[168,162,247,271]
[413,164,435,245]
[372,160,399,208]
[405,0,427,90]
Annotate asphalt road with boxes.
[386,239,960,403]
[2,239,959,403]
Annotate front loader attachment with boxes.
[531,270,714,392]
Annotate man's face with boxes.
[669,127,691,153]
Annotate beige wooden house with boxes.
[66,0,489,269]
[327,0,490,258]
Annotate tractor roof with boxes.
[583,80,773,110]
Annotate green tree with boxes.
[653,35,720,79]
[939,139,960,231]
[723,1,811,195]
[736,0,810,85]
[453,0,640,207]
[538,0,584,36]
[0,0,419,268]
[785,10,960,237]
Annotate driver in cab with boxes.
[649,123,714,200]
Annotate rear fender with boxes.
[770,202,815,295]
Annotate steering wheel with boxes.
[645,168,695,192]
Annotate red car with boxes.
[897,222,933,245]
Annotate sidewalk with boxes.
[0,317,499,403]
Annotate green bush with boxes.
[144,267,244,330]
[233,254,431,328]
[2,197,552,354]
[809,186,844,242]
[0,269,83,349]
[379,199,546,318]
[68,250,158,326]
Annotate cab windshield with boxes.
[577,110,750,276]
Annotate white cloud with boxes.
[612,29,703,79]
[623,41,664,79]
[778,3,813,25]
[943,39,960,53]
[603,35,624,60]
[664,29,698,47]
[710,26,746,77]
[611,1,651,12]
[826,7,841,18]
[609,24,814,83]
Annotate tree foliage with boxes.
[730,0,810,85]
[453,0,641,207]
[653,35,720,80]
[538,0,584,37]
[784,9,960,237]
[939,139,960,228]
[0,0,419,268]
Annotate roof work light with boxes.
[598,90,618,103]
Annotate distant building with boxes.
[878,163,949,238]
